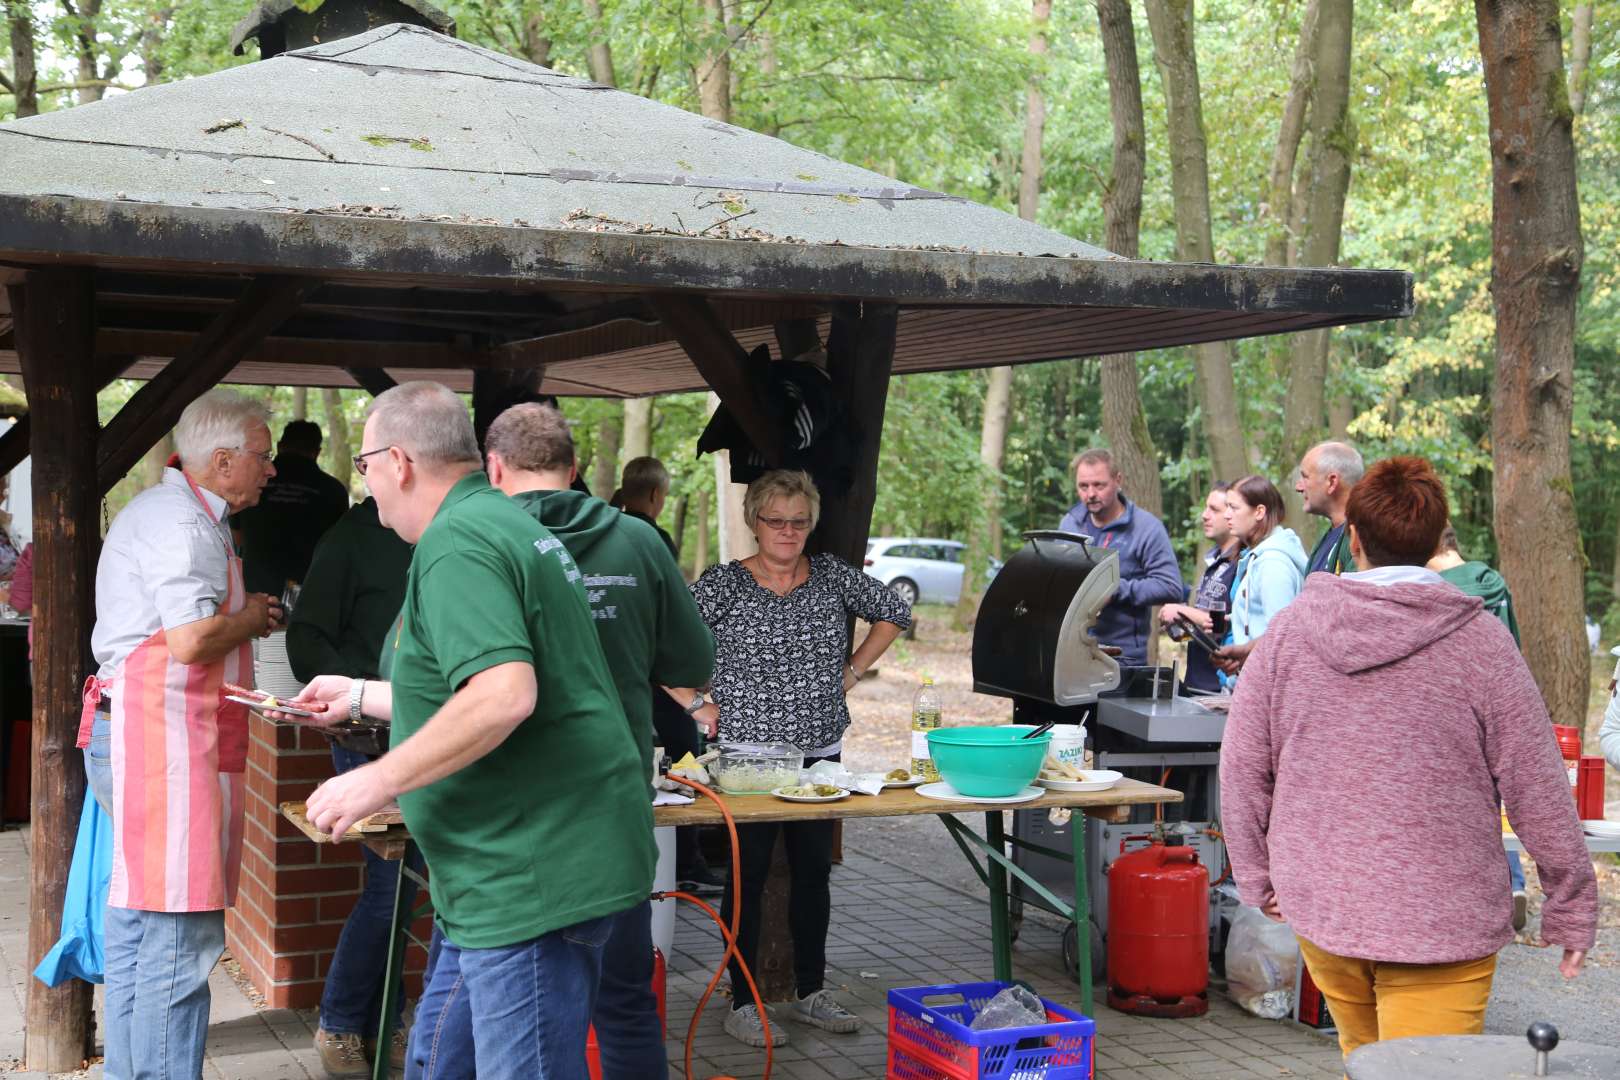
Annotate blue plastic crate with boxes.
[887,981,1095,1080]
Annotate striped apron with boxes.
[79,471,253,912]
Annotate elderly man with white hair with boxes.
[1296,440,1365,577]
[290,382,654,1080]
[83,388,284,1079]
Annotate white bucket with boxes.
[1049,724,1088,771]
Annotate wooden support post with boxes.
[96,274,319,493]
[11,269,98,1072]
[752,301,899,1002]
[345,366,398,397]
[471,366,546,450]
[774,317,823,362]
[648,294,784,467]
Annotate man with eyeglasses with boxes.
[287,382,655,1079]
[85,390,286,1079]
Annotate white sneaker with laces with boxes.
[725,1003,788,1048]
[791,989,860,1033]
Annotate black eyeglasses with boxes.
[352,446,411,475]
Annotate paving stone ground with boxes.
[0,824,1347,1079]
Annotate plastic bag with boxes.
[969,984,1047,1031]
[34,793,112,986]
[1223,905,1297,1019]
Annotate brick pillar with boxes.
[227,715,431,1009]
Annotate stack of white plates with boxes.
[1582,820,1620,839]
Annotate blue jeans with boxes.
[406,911,620,1080]
[103,905,226,1080]
[85,708,112,817]
[319,745,424,1038]
[1508,849,1526,892]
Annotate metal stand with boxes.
[937,810,1094,1013]
[373,842,431,1080]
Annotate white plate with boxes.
[880,775,928,789]
[1583,820,1620,838]
[226,693,320,718]
[772,786,851,803]
[1037,770,1123,793]
[915,782,1043,805]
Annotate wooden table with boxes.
[283,777,1181,1079]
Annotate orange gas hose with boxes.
[657,774,774,1080]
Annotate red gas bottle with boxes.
[1106,840,1209,1017]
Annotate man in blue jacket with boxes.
[1058,448,1185,666]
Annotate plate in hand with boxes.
[226,694,320,719]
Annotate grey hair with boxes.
[1070,447,1120,478]
[1311,441,1365,487]
[174,390,271,470]
[365,381,481,467]
[743,469,821,531]
[621,456,671,498]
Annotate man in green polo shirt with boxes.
[481,402,712,1080]
[298,382,654,1080]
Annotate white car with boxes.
[864,538,967,606]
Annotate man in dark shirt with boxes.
[236,420,350,595]
[618,455,678,555]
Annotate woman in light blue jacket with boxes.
[1599,647,1620,771]
[1225,475,1308,661]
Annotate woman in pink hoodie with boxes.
[1220,457,1595,1061]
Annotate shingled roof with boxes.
[0,23,1412,395]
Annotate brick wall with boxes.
[226,714,430,1009]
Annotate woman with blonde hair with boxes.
[665,469,911,1048]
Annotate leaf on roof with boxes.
[204,119,245,134]
[361,134,435,152]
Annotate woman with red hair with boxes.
[1219,457,1595,1062]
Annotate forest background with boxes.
[3,0,1617,627]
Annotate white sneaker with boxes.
[725,1003,788,1048]
[791,989,860,1033]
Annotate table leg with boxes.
[373,841,413,1080]
[1071,814,1093,1013]
[985,811,1012,984]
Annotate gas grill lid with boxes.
[971,531,1121,706]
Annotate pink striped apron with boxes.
[82,471,253,912]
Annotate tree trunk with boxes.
[581,0,616,85]
[622,398,653,461]
[322,388,350,490]
[1144,0,1249,483]
[139,5,171,84]
[1097,0,1161,516]
[292,386,307,421]
[697,0,731,123]
[6,0,38,117]
[1477,0,1587,726]
[1264,0,1321,267]
[1280,0,1354,540]
[979,367,1013,561]
[692,489,710,577]
[671,493,688,561]
[67,0,104,103]
[521,9,551,65]
[592,415,621,501]
[1569,3,1594,117]
[139,432,172,488]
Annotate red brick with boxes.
[269,980,324,1010]
[317,842,362,866]
[279,866,359,894]
[276,779,319,803]
[272,895,320,925]
[266,840,320,872]
[273,922,345,953]
[271,952,316,981]
[298,727,334,752]
[319,893,359,923]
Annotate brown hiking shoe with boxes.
[314,1027,370,1078]
[364,1028,409,1073]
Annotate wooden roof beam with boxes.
[345,367,397,396]
[647,294,784,467]
[97,274,320,493]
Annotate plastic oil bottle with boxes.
[910,676,943,781]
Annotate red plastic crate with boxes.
[1577,756,1605,821]
[887,982,1094,1080]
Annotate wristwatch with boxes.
[349,679,367,724]
[683,692,707,716]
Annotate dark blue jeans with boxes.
[319,744,424,1038]
[406,910,621,1080]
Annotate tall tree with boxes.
[1096,0,1161,515]
[1477,0,1588,725]
[5,0,38,117]
[1263,0,1321,267]
[322,388,350,490]
[1569,3,1594,117]
[581,0,616,84]
[1144,0,1249,483]
[621,399,652,462]
[1279,0,1354,537]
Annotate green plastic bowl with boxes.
[926,726,1051,797]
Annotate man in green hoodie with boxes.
[1428,522,1527,929]
[484,401,715,1080]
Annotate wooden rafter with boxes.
[647,293,784,467]
[97,274,320,492]
[344,367,398,397]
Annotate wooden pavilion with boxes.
[0,15,1410,1069]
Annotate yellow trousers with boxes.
[1296,936,1498,1061]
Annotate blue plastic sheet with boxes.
[33,793,111,986]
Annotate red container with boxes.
[1106,841,1209,1017]
[1555,725,1582,798]
[1296,965,1334,1029]
[585,947,665,1080]
[1577,756,1605,821]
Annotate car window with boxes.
[915,545,944,561]
[940,546,962,563]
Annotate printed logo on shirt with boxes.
[584,574,638,619]
[534,537,582,583]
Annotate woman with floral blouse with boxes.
[666,469,911,1049]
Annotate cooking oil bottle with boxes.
[910,676,942,781]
